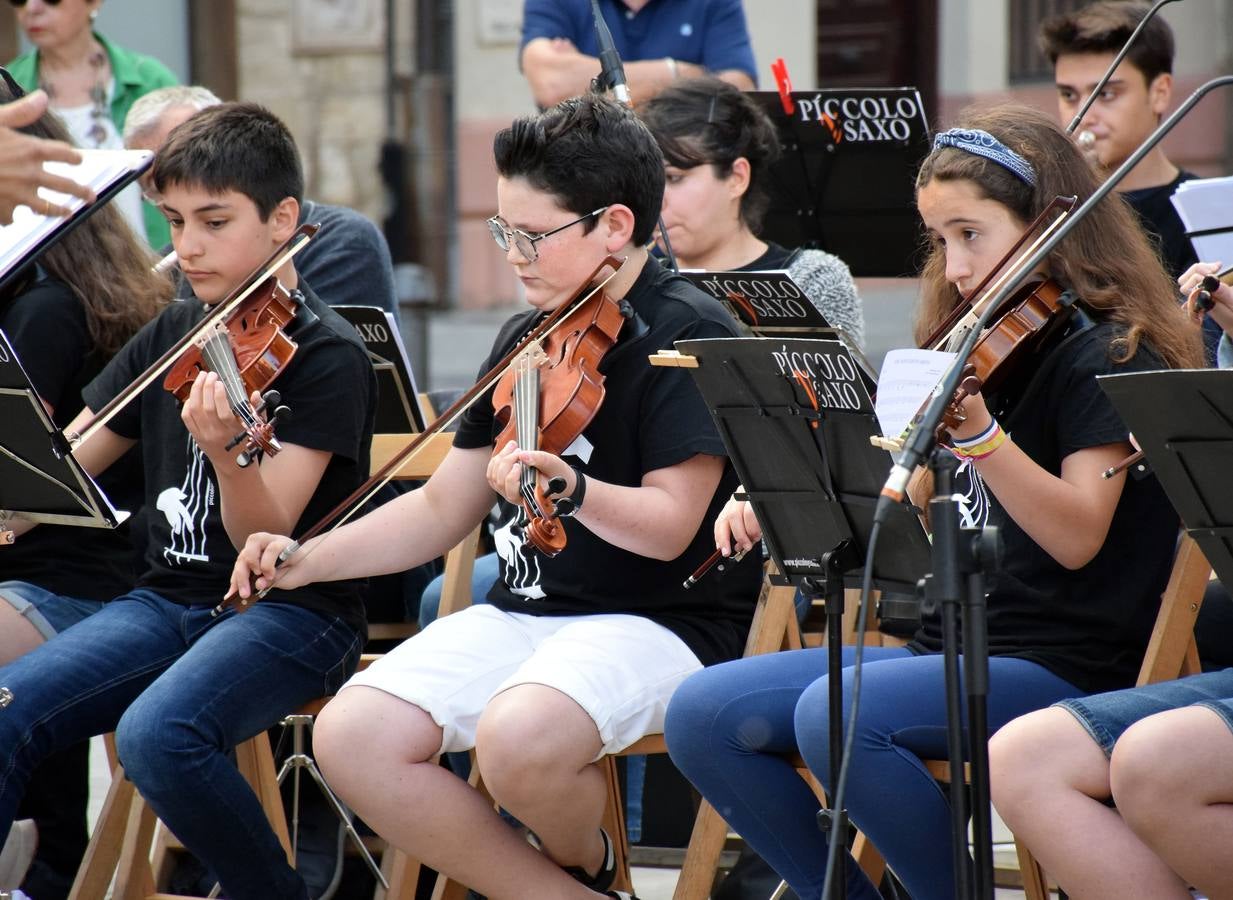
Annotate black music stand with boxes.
[669,335,930,899]
[747,87,931,278]
[334,305,426,433]
[1099,369,1233,585]
[0,328,126,540]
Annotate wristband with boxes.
[554,467,587,517]
[952,422,1007,460]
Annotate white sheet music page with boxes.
[1170,175,1233,264]
[875,348,957,438]
[0,148,153,279]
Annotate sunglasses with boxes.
[486,207,608,262]
[9,0,64,6]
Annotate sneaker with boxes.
[562,828,616,893]
[0,820,37,890]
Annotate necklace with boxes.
[39,48,109,147]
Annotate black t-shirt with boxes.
[82,284,376,632]
[1123,170,1197,281]
[909,314,1178,693]
[453,257,763,665]
[0,270,141,601]
[742,241,795,270]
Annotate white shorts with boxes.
[343,605,703,758]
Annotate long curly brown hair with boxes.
[914,104,1202,371]
[2,82,169,355]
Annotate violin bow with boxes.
[70,223,319,448]
[215,255,628,614]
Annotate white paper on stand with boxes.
[875,348,957,438]
[1170,176,1233,265]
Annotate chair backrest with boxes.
[1136,532,1210,686]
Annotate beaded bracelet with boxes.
[952,421,1007,461]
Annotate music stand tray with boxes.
[1099,369,1233,586]
[670,336,929,594]
[0,328,126,533]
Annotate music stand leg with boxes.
[924,449,999,900]
[808,543,859,900]
[964,563,996,899]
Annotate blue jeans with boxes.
[664,646,1083,900]
[0,590,361,900]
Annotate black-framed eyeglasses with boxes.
[8,0,64,7]
[486,207,608,261]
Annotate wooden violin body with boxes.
[163,277,300,465]
[491,269,629,556]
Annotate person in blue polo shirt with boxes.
[520,0,756,108]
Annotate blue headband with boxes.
[931,128,1037,188]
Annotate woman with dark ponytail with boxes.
[640,76,864,347]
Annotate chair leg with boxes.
[69,764,140,900]
[376,846,422,900]
[600,755,634,893]
[1014,836,1050,900]
[672,798,729,900]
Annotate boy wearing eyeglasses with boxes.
[231,95,760,900]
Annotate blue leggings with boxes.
[664,647,1083,900]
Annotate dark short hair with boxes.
[1039,1,1174,84]
[640,76,781,232]
[493,95,664,246]
[152,101,304,220]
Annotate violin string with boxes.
[200,329,260,429]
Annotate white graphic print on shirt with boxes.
[157,435,213,564]
[493,507,546,600]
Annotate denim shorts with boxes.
[0,580,105,640]
[1056,669,1233,755]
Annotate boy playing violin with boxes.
[0,102,376,900]
[231,95,760,900]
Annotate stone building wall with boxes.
[234,0,390,224]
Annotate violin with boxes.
[213,256,629,614]
[71,223,318,450]
[490,265,630,556]
[880,197,1079,450]
[163,277,298,467]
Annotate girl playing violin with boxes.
[663,104,1203,899]
[0,76,165,896]
[639,76,865,347]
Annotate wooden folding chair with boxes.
[1006,533,1210,899]
[70,431,473,900]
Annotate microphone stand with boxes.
[587,0,680,272]
[866,74,1233,900]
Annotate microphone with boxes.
[590,0,631,105]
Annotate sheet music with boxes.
[875,348,956,438]
[0,148,153,278]
[1171,175,1233,264]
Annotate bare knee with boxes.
[1109,718,1181,831]
[315,687,441,803]
[990,707,1105,824]
[476,686,600,808]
